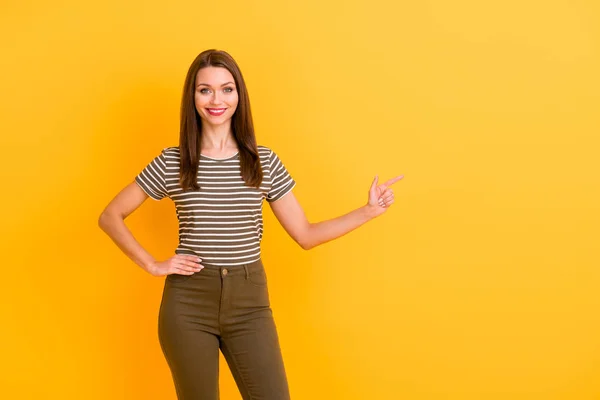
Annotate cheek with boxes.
[230,94,239,108]
[194,97,207,115]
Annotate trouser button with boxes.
[222,268,228,276]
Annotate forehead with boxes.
[195,66,235,85]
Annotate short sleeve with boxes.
[266,149,296,202]
[135,148,169,201]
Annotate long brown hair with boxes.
[179,49,263,191]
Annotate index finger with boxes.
[382,175,404,187]
[179,254,202,261]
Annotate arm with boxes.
[268,175,403,250]
[97,182,158,272]
[98,182,203,276]
[269,191,378,250]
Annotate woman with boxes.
[98,49,403,400]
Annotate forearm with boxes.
[303,204,378,250]
[98,212,157,273]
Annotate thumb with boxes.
[370,175,379,193]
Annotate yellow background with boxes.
[1,0,599,399]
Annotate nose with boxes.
[211,90,222,105]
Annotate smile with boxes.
[206,108,227,116]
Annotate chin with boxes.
[202,116,232,125]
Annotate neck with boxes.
[200,122,236,150]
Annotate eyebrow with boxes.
[196,81,235,88]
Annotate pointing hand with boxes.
[366,174,404,218]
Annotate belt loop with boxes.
[243,265,249,280]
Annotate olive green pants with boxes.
[158,258,291,399]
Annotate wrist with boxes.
[363,204,380,220]
[142,259,157,275]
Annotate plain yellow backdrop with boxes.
[1,0,599,399]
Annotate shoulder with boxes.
[257,145,273,156]
[162,146,179,155]
[257,145,275,163]
[144,146,179,168]
[156,146,180,160]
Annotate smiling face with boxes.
[194,66,239,127]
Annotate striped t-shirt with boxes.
[134,145,296,266]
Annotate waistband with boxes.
[197,258,264,277]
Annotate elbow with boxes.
[98,211,109,231]
[299,242,313,251]
[298,237,315,251]
[98,209,120,231]
[297,224,315,250]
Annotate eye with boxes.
[224,87,234,93]
[199,88,211,94]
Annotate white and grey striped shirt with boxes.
[135,145,296,266]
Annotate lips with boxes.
[206,108,227,116]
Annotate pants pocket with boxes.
[166,272,194,284]
[247,267,268,287]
